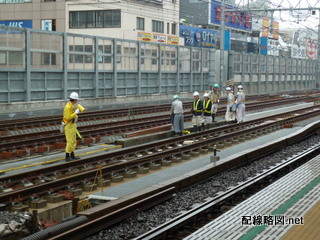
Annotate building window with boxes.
[172,0,176,3]
[69,10,121,29]
[152,20,164,33]
[104,10,121,27]
[167,23,170,34]
[42,53,56,65]
[171,23,176,35]
[137,17,144,30]
[69,45,93,63]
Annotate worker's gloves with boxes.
[75,108,80,114]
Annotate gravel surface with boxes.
[0,211,34,239]
[85,135,320,240]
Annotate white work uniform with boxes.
[236,91,246,123]
[225,92,236,122]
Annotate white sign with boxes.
[267,39,279,56]
[291,29,317,60]
[41,20,52,31]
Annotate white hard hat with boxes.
[238,85,243,89]
[204,93,210,98]
[226,87,231,91]
[193,91,200,96]
[173,95,179,99]
[69,92,79,100]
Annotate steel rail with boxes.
[1,104,317,182]
[46,121,320,240]
[134,144,320,240]
[0,106,319,206]
[0,96,313,152]
[0,94,307,131]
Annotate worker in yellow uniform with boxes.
[61,92,85,161]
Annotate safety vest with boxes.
[193,99,202,112]
[203,100,211,114]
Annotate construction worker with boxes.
[62,92,85,161]
[191,91,203,132]
[210,83,221,122]
[235,85,246,123]
[225,87,236,122]
[170,95,184,136]
[202,92,212,129]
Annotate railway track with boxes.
[134,139,320,240]
[24,117,320,240]
[0,95,315,156]
[0,94,270,131]
[1,105,319,208]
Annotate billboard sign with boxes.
[137,32,152,42]
[261,18,269,37]
[260,37,268,55]
[272,21,279,39]
[291,29,317,59]
[180,25,218,48]
[267,39,279,56]
[0,20,32,28]
[41,20,52,31]
[167,36,179,45]
[153,33,166,43]
[210,0,252,31]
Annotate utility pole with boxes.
[220,0,225,88]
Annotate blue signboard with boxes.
[260,37,268,55]
[180,25,218,48]
[180,25,232,49]
[0,20,32,28]
[224,29,231,50]
[211,1,252,31]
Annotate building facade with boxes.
[0,0,180,43]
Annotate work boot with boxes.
[202,123,205,131]
[71,152,80,160]
[212,114,216,122]
[198,125,202,132]
[65,153,72,161]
